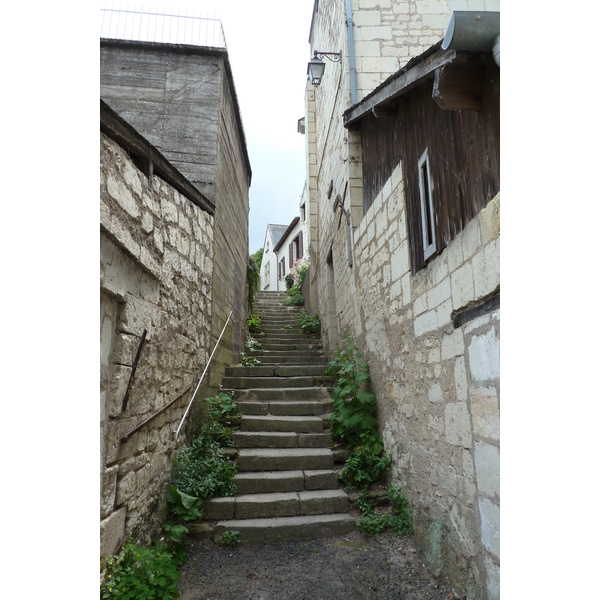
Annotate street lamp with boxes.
[307,50,342,86]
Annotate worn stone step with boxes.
[238,399,331,417]
[240,415,324,433]
[234,469,339,494]
[236,447,333,471]
[255,355,326,364]
[204,489,349,521]
[213,513,356,543]
[225,365,330,378]
[233,431,333,448]
[222,375,324,389]
[228,387,332,402]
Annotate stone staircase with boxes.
[203,290,355,543]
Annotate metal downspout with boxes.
[345,0,357,105]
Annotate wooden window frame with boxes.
[418,148,437,261]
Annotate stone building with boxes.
[302,1,499,598]
[100,17,251,563]
[100,37,251,389]
[100,100,217,561]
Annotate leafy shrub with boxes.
[355,486,413,538]
[284,273,294,290]
[298,309,321,335]
[170,392,240,507]
[284,259,309,306]
[101,540,181,599]
[340,446,391,489]
[326,335,383,452]
[247,254,260,314]
[248,313,262,333]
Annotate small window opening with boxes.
[418,148,436,261]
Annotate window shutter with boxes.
[298,231,303,258]
[289,243,293,268]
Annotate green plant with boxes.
[298,309,321,335]
[355,487,413,538]
[326,335,383,452]
[388,485,414,536]
[247,250,262,314]
[239,352,261,366]
[340,446,391,489]
[170,393,240,505]
[101,540,181,599]
[245,337,264,352]
[166,486,203,522]
[284,273,294,290]
[248,313,262,334]
[220,530,240,546]
[284,259,310,306]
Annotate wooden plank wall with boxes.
[360,54,500,273]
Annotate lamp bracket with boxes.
[313,50,342,62]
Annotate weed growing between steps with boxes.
[219,530,241,546]
[326,334,413,538]
[298,309,321,335]
[247,312,262,334]
[239,352,261,366]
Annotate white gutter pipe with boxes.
[345,0,357,105]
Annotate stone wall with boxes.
[305,1,500,597]
[100,130,215,563]
[100,39,251,395]
[351,0,451,98]
[316,158,499,598]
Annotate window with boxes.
[289,231,303,267]
[418,148,436,261]
[278,257,286,280]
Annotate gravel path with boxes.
[177,529,456,599]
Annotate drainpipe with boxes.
[441,10,500,66]
[345,0,357,105]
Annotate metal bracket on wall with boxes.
[121,328,147,412]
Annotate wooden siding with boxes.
[360,54,500,273]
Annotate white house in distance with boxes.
[259,224,288,291]
[259,207,309,291]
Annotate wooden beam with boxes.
[432,59,485,111]
[343,48,458,128]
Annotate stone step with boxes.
[258,340,321,350]
[223,375,334,389]
[233,431,333,448]
[254,355,326,365]
[236,447,333,470]
[234,469,339,494]
[240,415,324,433]
[225,365,329,378]
[213,513,356,544]
[237,399,332,417]
[228,387,332,402]
[203,489,349,521]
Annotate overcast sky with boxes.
[121,0,317,254]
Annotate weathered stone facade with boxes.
[100,114,215,562]
[304,1,500,598]
[100,39,251,393]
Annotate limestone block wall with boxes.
[352,0,451,99]
[324,159,500,598]
[100,132,215,562]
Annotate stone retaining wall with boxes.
[100,131,215,563]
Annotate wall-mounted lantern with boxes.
[307,50,342,86]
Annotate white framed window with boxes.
[418,148,436,261]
